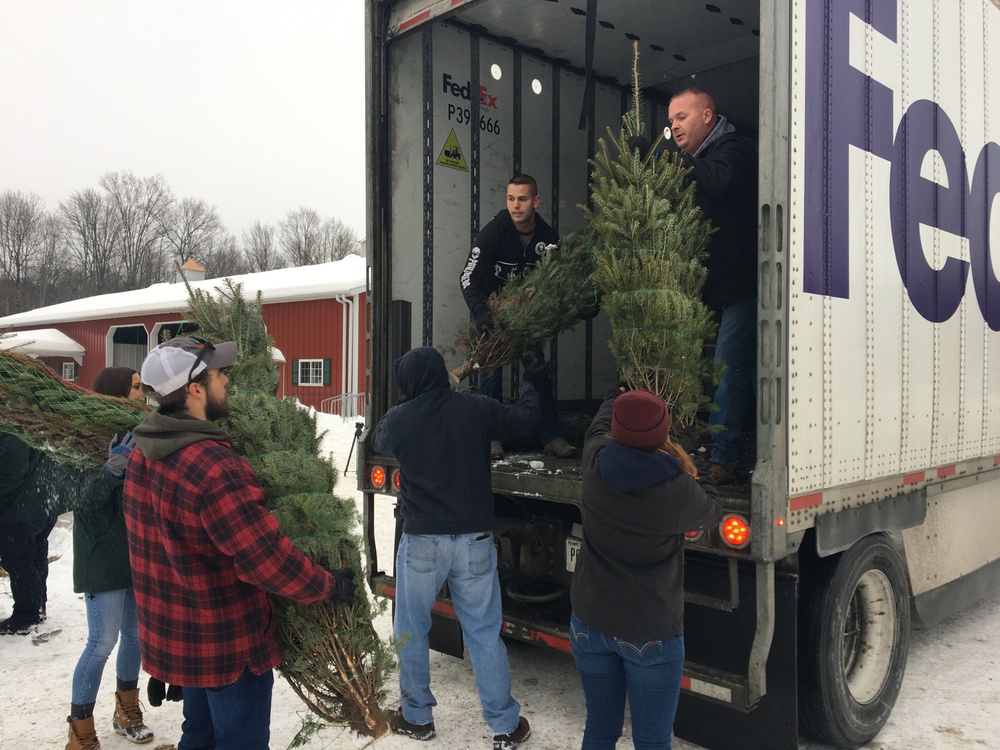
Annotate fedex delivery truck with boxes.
[359,1,1000,747]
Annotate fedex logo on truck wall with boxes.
[442,73,498,109]
[804,0,1000,330]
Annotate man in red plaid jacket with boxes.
[123,337,355,750]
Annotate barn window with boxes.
[293,358,330,387]
[61,362,76,381]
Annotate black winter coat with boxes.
[73,469,132,593]
[570,392,721,642]
[372,347,539,535]
[0,434,77,522]
[460,209,560,328]
[679,131,758,311]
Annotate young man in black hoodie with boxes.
[373,346,544,750]
[459,173,576,459]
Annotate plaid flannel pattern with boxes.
[123,439,335,687]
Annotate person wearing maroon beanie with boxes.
[570,384,722,750]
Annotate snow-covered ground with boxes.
[1,414,997,749]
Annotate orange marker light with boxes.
[392,469,402,490]
[371,466,386,489]
[720,514,751,549]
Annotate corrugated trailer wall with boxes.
[787,0,1000,500]
[388,20,666,401]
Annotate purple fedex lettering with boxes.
[803,0,895,298]
[805,1,1000,330]
[890,101,969,323]
[969,143,1000,329]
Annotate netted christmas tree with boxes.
[183,279,395,739]
[0,345,150,468]
[588,43,719,429]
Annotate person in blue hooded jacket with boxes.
[570,385,721,750]
[372,346,544,750]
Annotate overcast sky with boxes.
[0,0,366,238]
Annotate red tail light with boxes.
[720,514,751,549]
[370,465,386,489]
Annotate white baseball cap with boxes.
[140,336,238,397]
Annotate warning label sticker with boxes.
[436,129,469,172]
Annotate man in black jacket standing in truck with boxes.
[459,173,576,459]
[667,87,759,485]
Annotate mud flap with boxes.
[673,563,798,750]
[391,511,465,659]
[428,607,465,658]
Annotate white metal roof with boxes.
[0,256,367,327]
[0,328,87,364]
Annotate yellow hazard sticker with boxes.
[436,129,469,172]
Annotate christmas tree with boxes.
[0,346,150,468]
[183,279,395,739]
[588,43,719,428]
[451,237,598,382]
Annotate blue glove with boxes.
[104,431,136,478]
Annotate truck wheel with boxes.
[798,534,910,748]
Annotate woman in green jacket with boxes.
[66,367,154,750]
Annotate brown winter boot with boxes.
[66,715,101,750]
[113,689,154,744]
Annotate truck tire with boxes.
[798,534,910,748]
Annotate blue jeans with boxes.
[178,667,273,750]
[0,517,57,620]
[570,612,684,750]
[71,588,142,704]
[479,351,561,442]
[394,532,521,735]
[710,296,757,468]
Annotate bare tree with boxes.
[201,232,250,278]
[0,191,46,315]
[319,217,360,261]
[279,207,323,266]
[242,220,284,272]
[28,214,76,309]
[161,197,224,268]
[60,188,120,294]
[100,171,173,288]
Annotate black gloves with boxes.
[605,380,631,400]
[627,135,652,160]
[318,557,357,603]
[476,316,495,334]
[521,359,551,387]
[147,677,182,707]
[328,568,357,603]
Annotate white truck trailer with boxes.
[359,1,1000,747]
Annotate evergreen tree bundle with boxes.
[181,279,394,738]
[587,43,719,428]
[0,349,150,468]
[451,237,598,382]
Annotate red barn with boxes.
[0,257,368,415]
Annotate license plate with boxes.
[565,538,581,572]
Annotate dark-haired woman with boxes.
[570,386,721,750]
[67,367,153,749]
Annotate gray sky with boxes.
[0,0,366,237]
